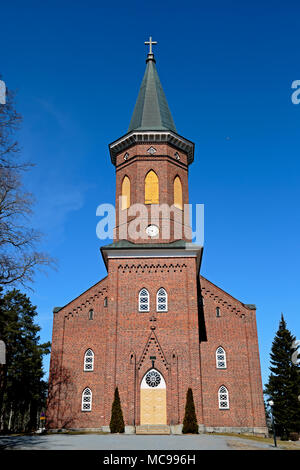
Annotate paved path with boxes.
[0,433,276,450]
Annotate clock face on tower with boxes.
[146,224,159,238]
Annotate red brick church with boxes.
[47,39,267,435]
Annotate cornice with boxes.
[200,279,256,318]
[101,242,203,273]
[53,280,108,317]
[109,130,195,166]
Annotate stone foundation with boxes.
[203,426,269,437]
[47,424,268,437]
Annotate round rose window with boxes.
[145,370,161,388]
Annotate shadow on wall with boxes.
[46,354,75,430]
[197,277,207,343]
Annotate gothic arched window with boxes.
[121,175,130,210]
[218,386,229,409]
[216,347,227,369]
[84,349,94,371]
[139,288,150,312]
[156,288,168,312]
[145,170,159,204]
[173,176,183,210]
[81,387,92,411]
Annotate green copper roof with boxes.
[128,55,177,133]
[101,239,188,250]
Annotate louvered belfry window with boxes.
[121,175,130,210]
[174,176,183,209]
[145,170,159,204]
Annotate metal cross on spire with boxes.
[145,36,157,55]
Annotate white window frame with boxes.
[218,386,229,409]
[216,346,227,369]
[84,349,94,371]
[81,387,92,411]
[156,287,168,312]
[139,288,150,312]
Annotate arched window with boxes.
[156,288,168,312]
[81,387,92,411]
[218,386,229,409]
[216,347,227,369]
[141,369,166,389]
[216,307,221,317]
[121,176,130,210]
[84,349,94,371]
[139,288,150,312]
[173,176,183,210]
[88,309,94,320]
[145,170,159,204]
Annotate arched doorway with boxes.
[140,369,166,425]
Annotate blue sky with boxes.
[1,0,299,389]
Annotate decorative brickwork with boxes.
[47,268,267,433]
[47,49,267,435]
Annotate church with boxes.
[47,39,267,435]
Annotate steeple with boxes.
[128,37,177,133]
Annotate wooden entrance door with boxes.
[140,369,166,425]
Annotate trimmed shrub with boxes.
[109,387,125,433]
[182,388,198,434]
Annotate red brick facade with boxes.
[47,55,267,434]
[114,143,191,244]
[47,140,267,434]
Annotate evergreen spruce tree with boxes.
[265,314,300,439]
[182,388,198,434]
[0,289,50,432]
[109,387,125,433]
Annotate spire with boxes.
[128,37,177,133]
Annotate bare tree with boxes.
[0,83,54,288]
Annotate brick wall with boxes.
[114,143,191,244]
[199,276,266,430]
[47,269,266,432]
[47,138,266,434]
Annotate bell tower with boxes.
[47,37,267,435]
[100,39,203,429]
[48,38,267,436]
[108,37,196,245]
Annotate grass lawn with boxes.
[206,432,300,450]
